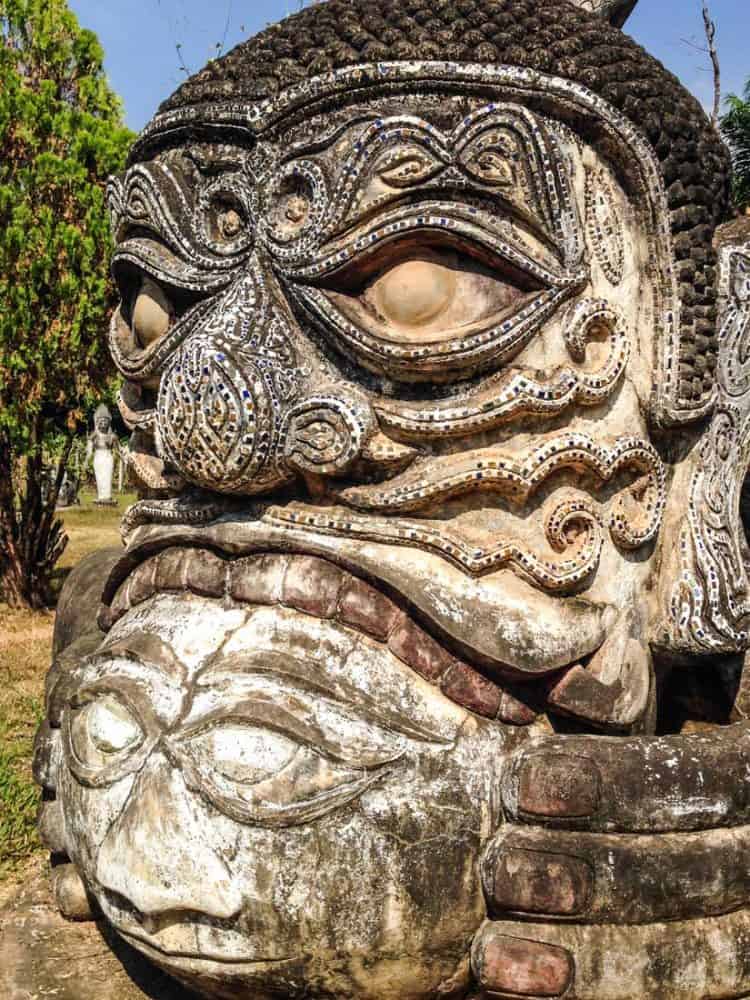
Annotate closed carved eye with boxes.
[172,713,403,829]
[167,666,444,827]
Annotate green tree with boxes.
[0,0,133,608]
[721,77,750,212]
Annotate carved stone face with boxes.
[40,36,750,1000]
[106,64,687,718]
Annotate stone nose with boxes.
[95,751,243,920]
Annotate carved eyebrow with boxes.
[191,649,451,746]
[96,630,187,682]
[48,640,187,731]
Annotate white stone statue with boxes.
[85,404,119,505]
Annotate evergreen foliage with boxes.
[721,78,750,212]
[0,0,133,607]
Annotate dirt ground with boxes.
[0,493,133,890]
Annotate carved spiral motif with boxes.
[667,245,750,653]
[282,394,376,477]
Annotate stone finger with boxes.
[502,723,750,833]
[472,910,750,1000]
[484,824,750,924]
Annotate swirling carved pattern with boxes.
[158,337,272,493]
[282,394,376,477]
[667,244,750,652]
[265,492,603,594]
[107,154,255,277]
[375,298,629,438]
[339,433,666,552]
[719,251,750,398]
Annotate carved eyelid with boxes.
[63,655,185,739]
[190,650,453,744]
[63,684,158,788]
[176,672,418,769]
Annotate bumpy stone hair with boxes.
[151,0,731,417]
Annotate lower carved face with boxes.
[56,568,510,999]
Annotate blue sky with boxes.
[68,0,748,134]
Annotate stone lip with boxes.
[94,544,539,727]
[102,513,610,681]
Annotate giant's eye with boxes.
[370,257,456,327]
[170,669,421,828]
[322,244,540,349]
[69,695,144,772]
[188,724,298,785]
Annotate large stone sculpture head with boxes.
[36,2,750,998]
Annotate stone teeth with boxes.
[183,550,228,598]
[104,550,537,726]
[229,554,290,605]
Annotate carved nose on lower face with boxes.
[95,752,243,920]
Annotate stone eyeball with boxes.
[69,695,143,770]
[131,276,173,349]
[371,257,458,327]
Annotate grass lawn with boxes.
[0,491,134,887]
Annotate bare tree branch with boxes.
[702,0,721,127]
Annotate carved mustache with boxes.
[338,433,666,550]
[268,494,604,593]
[261,432,666,594]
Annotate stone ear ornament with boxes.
[664,240,750,655]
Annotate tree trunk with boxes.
[0,431,26,608]
[0,423,71,609]
[702,2,721,127]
